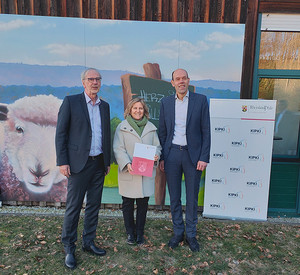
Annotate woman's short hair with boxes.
[124,98,150,119]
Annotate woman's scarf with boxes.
[126,115,148,136]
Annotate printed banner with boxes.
[203,99,276,221]
[0,14,245,203]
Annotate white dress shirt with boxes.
[172,91,189,146]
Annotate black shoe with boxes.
[65,253,76,269]
[136,234,144,245]
[82,243,106,256]
[168,235,184,249]
[186,237,200,252]
[127,234,135,245]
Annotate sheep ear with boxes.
[0,104,8,121]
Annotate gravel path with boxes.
[0,205,299,225]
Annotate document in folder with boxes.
[131,143,156,177]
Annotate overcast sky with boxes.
[0,14,245,82]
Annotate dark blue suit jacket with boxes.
[158,92,211,166]
[55,92,111,173]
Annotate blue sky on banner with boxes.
[0,14,244,82]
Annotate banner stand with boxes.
[203,99,276,221]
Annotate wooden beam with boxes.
[60,0,67,17]
[259,1,300,13]
[126,0,130,19]
[24,0,33,15]
[188,0,193,22]
[161,0,170,21]
[203,0,210,22]
[157,0,162,21]
[8,0,18,14]
[240,0,258,99]
[82,0,89,18]
[170,0,177,21]
[98,0,112,19]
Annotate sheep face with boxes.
[4,118,65,193]
[0,95,65,194]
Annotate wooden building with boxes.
[0,0,299,216]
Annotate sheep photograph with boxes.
[0,95,67,201]
[0,14,244,203]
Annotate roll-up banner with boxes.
[203,99,276,221]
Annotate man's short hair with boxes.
[172,69,189,80]
[81,68,101,81]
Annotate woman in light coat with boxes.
[113,98,161,245]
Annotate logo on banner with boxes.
[242,105,247,112]
[212,151,229,160]
[209,203,226,210]
[244,206,261,213]
[214,125,230,133]
[248,105,274,113]
[228,191,243,199]
[250,127,267,135]
[246,180,263,188]
[230,166,245,173]
[211,177,227,185]
[248,154,264,162]
[231,139,247,148]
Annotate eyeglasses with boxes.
[87,77,101,82]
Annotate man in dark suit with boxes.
[159,69,210,252]
[55,68,111,269]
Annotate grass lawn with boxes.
[0,214,299,274]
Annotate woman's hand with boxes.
[127,163,134,175]
[154,155,159,161]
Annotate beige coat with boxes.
[113,119,161,198]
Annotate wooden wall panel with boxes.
[224,0,241,23]
[169,0,177,22]
[209,0,225,23]
[240,0,247,23]
[34,0,50,16]
[259,1,300,13]
[0,0,252,23]
[161,0,170,21]
[98,0,112,19]
[240,0,258,99]
[200,0,210,22]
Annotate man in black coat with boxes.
[55,68,111,269]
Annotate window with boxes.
[253,14,300,158]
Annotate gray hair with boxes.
[81,68,101,81]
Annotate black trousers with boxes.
[122,196,149,236]
[62,154,105,254]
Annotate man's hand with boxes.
[59,165,71,178]
[105,166,111,176]
[196,161,207,171]
[159,160,165,172]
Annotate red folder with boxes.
[131,156,154,177]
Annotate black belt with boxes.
[88,154,102,160]
[171,144,188,150]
